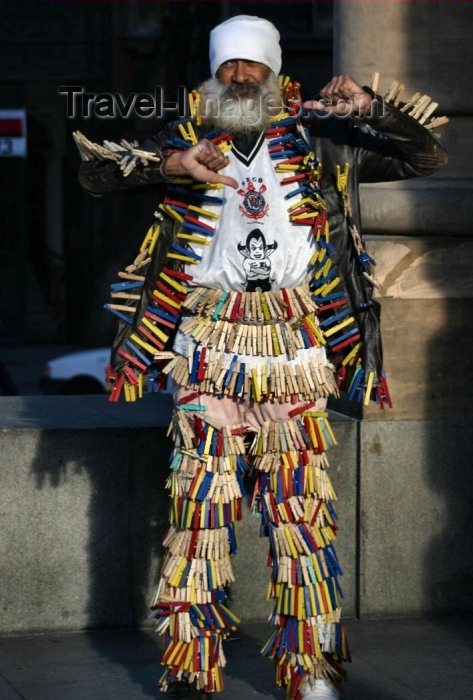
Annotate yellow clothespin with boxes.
[341,342,362,367]
[311,162,323,180]
[336,163,350,195]
[160,203,184,224]
[188,204,220,219]
[364,370,375,406]
[188,91,202,126]
[140,223,156,253]
[288,196,319,213]
[177,233,211,246]
[303,151,316,166]
[178,122,197,145]
[187,121,198,146]
[218,142,232,154]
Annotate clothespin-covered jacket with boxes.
[79,93,447,402]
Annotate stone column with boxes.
[334,1,473,420]
[333,3,473,621]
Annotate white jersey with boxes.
[173,134,325,367]
[184,132,314,292]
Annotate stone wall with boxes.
[2,397,473,634]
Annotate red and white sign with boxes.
[0,109,27,157]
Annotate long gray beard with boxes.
[197,73,283,134]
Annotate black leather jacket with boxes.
[79,100,447,390]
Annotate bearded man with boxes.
[78,14,447,700]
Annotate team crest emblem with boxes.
[237,181,269,220]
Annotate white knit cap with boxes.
[209,15,282,76]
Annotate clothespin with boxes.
[188,90,202,125]
[363,370,375,406]
[370,72,380,93]
[178,122,198,146]
[336,163,350,196]
[103,304,133,325]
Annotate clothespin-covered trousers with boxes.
[150,284,349,698]
[151,384,350,699]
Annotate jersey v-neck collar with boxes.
[230,130,266,167]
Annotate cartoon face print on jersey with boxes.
[237,179,269,220]
[237,228,278,292]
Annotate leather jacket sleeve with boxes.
[354,98,448,182]
[77,133,169,196]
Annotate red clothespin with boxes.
[316,299,347,314]
[312,210,328,236]
[337,364,347,390]
[230,425,251,435]
[108,372,125,403]
[288,401,316,418]
[230,292,243,322]
[379,374,393,408]
[106,363,116,384]
[216,428,223,457]
[177,391,202,405]
[210,131,233,145]
[137,324,165,351]
[269,491,280,524]
[162,266,194,282]
[281,288,294,318]
[163,197,188,209]
[266,126,289,138]
[281,172,312,185]
[183,214,215,233]
[309,501,322,526]
[193,415,206,442]
[151,294,181,316]
[330,332,361,354]
[117,349,147,373]
[249,478,260,512]
[196,346,207,382]
[301,319,317,347]
[155,280,186,304]
[188,528,199,560]
[144,310,176,329]
[155,602,190,615]
[279,155,304,166]
[122,365,139,385]
[376,386,385,410]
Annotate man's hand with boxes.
[164,139,238,189]
[304,75,372,117]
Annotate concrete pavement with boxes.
[0,616,471,699]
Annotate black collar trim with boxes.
[231,131,266,166]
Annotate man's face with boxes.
[217,59,270,93]
[198,61,279,133]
